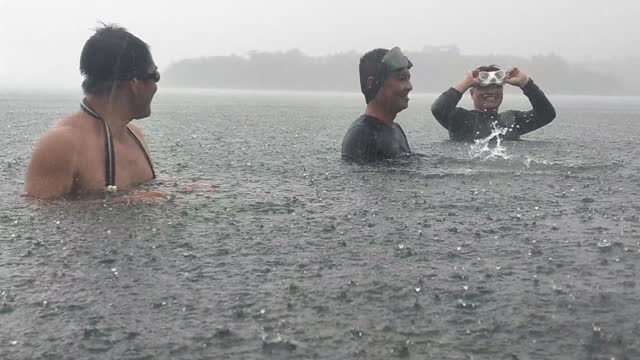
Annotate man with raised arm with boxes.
[431,65,556,141]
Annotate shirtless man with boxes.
[24,24,159,200]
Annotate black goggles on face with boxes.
[136,70,160,83]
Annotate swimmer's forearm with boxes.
[431,88,463,129]
[523,79,556,123]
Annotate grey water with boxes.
[1,88,640,359]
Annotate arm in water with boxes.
[506,71,556,136]
[430,70,479,130]
[99,190,175,205]
[99,178,216,204]
[154,177,217,193]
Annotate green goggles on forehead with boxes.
[382,47,413,72]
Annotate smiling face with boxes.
[470,84,503,111]
[374,68,413,114]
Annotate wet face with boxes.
[375,68,413,114]
[130,63,159,119]
[470,84,503,111]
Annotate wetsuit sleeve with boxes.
[512,79,557,136]
[430,88,472,130]
[341,126,381,164]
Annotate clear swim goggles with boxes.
[476,69,507,86]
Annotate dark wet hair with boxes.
[80,24,153,96]
[477,64,501,72]
[359,48,389,104]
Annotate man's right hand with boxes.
[454,69,481,94]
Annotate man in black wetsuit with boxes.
[430,65,556,141]
[341,47,414,163]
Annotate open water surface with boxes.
[1,89,639,359]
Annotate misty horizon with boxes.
[1,0,638,89]
[3,46,639,93]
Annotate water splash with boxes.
[597,239,612,250]
[262,332,297,352]
[468,123,511,160]
[524,156,551,169]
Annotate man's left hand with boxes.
[505,67,530,88]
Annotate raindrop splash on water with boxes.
[597,239,612,250]
[262,332,297,352]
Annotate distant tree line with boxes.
[163,46,639,95]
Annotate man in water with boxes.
[24,24,159,200]
[341,47,414,163]
[430,65,556,141]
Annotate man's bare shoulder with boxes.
[37,125,77,149]
[32,112,102,157]
[127,122,152,156]
[24,114,86,199]
[57,111,101,131]
[127,122,146,140]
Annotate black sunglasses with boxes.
[136,70,160,83]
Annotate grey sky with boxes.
[1,0,638,88]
